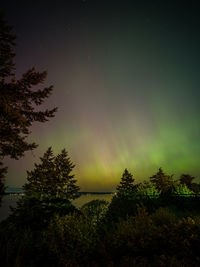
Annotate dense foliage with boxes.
[1,165,200,266]
[2,200,200,266]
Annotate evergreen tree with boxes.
[0,12,16,78]
[150,168,174,196]
[116,168,137,197]
[0,68,57,160]
[24,147,80,200]
[0,14,57,202]
[9,148,79,229]
[180,174,195,187]
[0,13,57,159]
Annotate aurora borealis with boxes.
[2,0,200,191]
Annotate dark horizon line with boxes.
[5,187,114,195]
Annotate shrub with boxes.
[100,205,200,266]
[136,181,160,197]
[81,199,109,225]
[151,207,177,226]
[174,184,192,196]
[8,196,78,231]
[43,213,98,266]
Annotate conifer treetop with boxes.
[150,167,174,196]
[24,147,80,200]
[116,168,136,196]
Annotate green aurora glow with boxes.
[2,0,200,191]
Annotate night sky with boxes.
[2,0,200,191]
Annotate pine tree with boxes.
[0,13,57,160]
[24,147,80,200]
[0,68,57,159]
[180,174,195,187]
[116,169,137,197]
[0,12,16,78]
[0,14,57,202]
[150,167,174,196]
[10,148,80,229]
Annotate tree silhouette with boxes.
[116,168,137,197]
[24,147,80,200]
[0,13,16,78]
[150,168,174,196]
[179,174,200,194]
[0,13,57,201]
[180,174,195,187]
[9,148,80,229]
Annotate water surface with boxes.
[0,193,114,222]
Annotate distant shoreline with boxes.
[4,189,114,195]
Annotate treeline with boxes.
[117,167,200,198]
[1,147,200,266]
